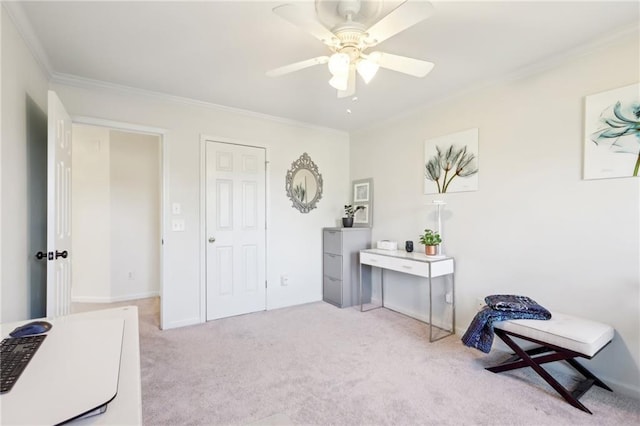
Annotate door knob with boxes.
[35,251,68,260]
[208,237,216,243]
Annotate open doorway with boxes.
[70,123,163,327]
[26,95,48,319]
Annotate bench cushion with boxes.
[494,312,614,357]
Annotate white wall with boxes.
[350,34,640,396]
[72,124,111,301]
[109,130,160,301]
[1,7,49,321]
[50,82,350,329]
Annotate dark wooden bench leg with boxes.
[497,345,553,365]
[566,358,613,392]
[487,329,597,414]
[487,351,572,373]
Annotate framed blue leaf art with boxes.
[584,83,640,180]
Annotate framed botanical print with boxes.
[352,178,373,227]
[424,128,479,194]
[584,83,640,180]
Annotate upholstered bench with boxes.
[487,312,614,414]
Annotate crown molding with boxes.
[353,22,640,133]
[2,1,53,77]
[50,72,348,136]
[6,0,635,137]
[499,22,639,85]
[3,0,346,136]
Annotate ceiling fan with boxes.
[266,0,436,98]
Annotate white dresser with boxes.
[322,227,371,308]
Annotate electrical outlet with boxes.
[128,271,135,280]
[280,275,289,286]
[445,292,453,304]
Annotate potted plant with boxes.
[418,228,442,255]
[343,205,364,228]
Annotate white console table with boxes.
[359,249,455,342]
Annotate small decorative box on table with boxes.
[376,240,398,250]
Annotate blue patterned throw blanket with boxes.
[461,295,552,353]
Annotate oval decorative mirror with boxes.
[286,153,323,213]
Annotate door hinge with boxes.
[265,280,268,288]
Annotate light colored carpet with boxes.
[81,298,640,425]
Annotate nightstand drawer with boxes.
[323,253,342,279]
[323,230,343,255]
[323,276,342,306]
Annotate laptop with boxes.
[0,318,124,425]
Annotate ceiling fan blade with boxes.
[273,4,338,47]
[337,67,356,98]
[376,52,434,77]
[266,56,330,77]
[365,0,434,46]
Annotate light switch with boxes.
[171,219,185,232]
[172,203,182,215]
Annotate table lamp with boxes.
[432,200,446,255]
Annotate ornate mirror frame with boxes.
[285,153,323,213]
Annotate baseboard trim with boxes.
[72,291,159,304]
[601,376,640,400]
[266,296,323,311]
[161,317,201,330]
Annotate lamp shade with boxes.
[328,53,350,76]
[329,75,348,91]
[356,52,381,84]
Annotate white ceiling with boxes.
[11,0,640,131]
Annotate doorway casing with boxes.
[72,116,168,329]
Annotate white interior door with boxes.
[47,91,73,317]
[206,142,266,320]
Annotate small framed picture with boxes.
[354,181,370,202]
[352,178,373,227]
[353,203,369,224]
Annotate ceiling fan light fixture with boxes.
[329,74,349,91]
[328,52,350,76]
[269,1,437,97]
[356,58,379,84]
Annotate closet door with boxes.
[205,141,266,320]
